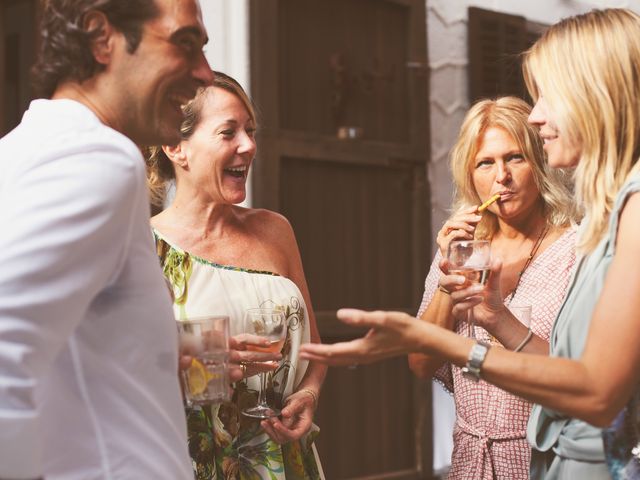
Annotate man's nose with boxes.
[192,52,215,86]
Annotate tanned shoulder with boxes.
[244,208,296,251]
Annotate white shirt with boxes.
[0,100,193,479]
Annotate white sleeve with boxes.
[0,143,140,478]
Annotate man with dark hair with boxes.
[32,0,160,100]
[0,0,214,478]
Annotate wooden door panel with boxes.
[280,157,418,312]
[250,1,431,477]
[278,0,410,143]
[312,359,420,479]
[1,0,39,136]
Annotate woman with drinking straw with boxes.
[410,96,576,480]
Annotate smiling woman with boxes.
[145,71,326,480]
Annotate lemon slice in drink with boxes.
[187,359,211,396]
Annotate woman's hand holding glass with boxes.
[440,258,537,351]
[439,256,505,326]
[178,333,280,386]
[228,334,282,382]
[436,206,483,257]
[445,239,492,338]
[241,308,287,419]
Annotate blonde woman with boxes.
[409,97,577,479]
[147,72,325,479]
[302,9,640,479]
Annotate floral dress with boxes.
[154,231,324,480]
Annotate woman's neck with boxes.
[494,205,547,242]
[153,191,240,240]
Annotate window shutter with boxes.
[468,7,544,103]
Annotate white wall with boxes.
[199,0,253,207]
[200,0,250,89]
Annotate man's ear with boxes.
[163,144,188,168]
[83,10,116,66]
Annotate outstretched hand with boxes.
[299,309,423,366]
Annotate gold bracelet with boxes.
[513,330,533,352]
[298,388,318,410]
[438,285,451,295]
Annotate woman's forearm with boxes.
[294,360,326,413]
[419,321,624,426]
[409,289,456,378]
[297,360,326,393]
[481,349,607,424]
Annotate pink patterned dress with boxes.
[418,228,576,480]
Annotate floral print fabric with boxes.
[154,231,323,480]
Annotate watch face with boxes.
[463,342,490,382]
[470,343,489,362]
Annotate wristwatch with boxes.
[461,341,491,382]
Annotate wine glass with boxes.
[241,307,287,419]
[447,240,491,338]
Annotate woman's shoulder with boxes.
[613,173,640,213]
[240,207,291,226]
[622,171,640,189]
[239,208,298,268]
[240,208,295,242]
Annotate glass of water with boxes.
[177,315,230,405]
[447,240,491,338]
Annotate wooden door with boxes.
[0,0,39,137]
[249,1,432,478]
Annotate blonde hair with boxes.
[450,96,576,239]
[523,9,640,252]
[145,71,258,207]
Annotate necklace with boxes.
[507,223,550,302]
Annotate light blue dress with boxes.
[527,174,640,479]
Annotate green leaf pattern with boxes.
[154,236,322,479]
